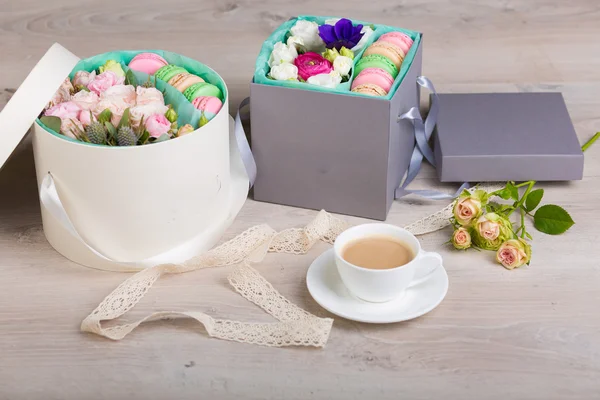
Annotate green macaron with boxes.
[155,65,188,82]
[183,82,223,102]
[354,54,399,78]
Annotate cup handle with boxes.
[409,251,442,287]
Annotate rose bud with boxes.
[165,107,178,123]
[177,124,195,137]
[452,227,472,250]
[496,239,531,269]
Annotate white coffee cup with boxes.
[334,223,442,303]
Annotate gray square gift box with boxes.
[248,20,583,221]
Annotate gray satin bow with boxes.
[395,76,469,199]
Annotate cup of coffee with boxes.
[333,223,442,303]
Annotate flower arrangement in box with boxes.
[254,16,422,98]
[39,51,226,146]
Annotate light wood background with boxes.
[1,0,599,399]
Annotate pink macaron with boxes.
[378,32,414,55]
[351,68,395,94]
[192,96,223,116]
[128,53,169,75]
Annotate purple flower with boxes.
[318,18,364,50]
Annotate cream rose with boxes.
[135,86,165,106]
[268,42,298,67]
[496,239,531,269]
[71,90,99,111]
[72,71,96,88]
[290,20,325,52]
[269,63,298,81]
[453,196,482,226]
[452,227,472,250]
[129,104,169,129]
[476,216,500,241]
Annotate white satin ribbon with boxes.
[234,97,257,187]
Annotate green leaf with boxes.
[118,108,130,130]
[525,231,533,240]
[525,189,544,212]
[507,181,519,201]
[125,69,138,87]
[105,122,117,140]
[137,130,149,145]
[154,133,171,143]
[97,109,113,125]
[534,204,575,235]
[39,116,62,133]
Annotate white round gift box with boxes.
[0,44,251,272]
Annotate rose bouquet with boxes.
[39,53,223,146]
[449,182,575,269]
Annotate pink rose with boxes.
[71,90,99,111]
[78,110,96,127]
[129,104,169,129]
[496,239,531,270]
[72,71,96,88]
[45,101,81,120]
[294,52,333,81]
[46,78,73,109]
[87,71,125,95]
[453,196,482,226]
[145,114,171,138]
[101,84,136,107]
[93,85,136,126]
[135,86,165,106]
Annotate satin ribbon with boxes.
[235,97,257,187]
[395,76,470,199]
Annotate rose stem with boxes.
[582,132,600,152]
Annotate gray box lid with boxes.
[433,92,584,182]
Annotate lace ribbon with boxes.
[82,185,503,348]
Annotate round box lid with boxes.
[0,43,79,171]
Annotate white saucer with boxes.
[306,249,449,324]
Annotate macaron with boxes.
[378,32,414,55]
[351,83,387,97]
[168,73,205,93]
[351,68,395,94]
[192,96,223,119]
[128,52,168,75]
[363,41,405,70]
[183,82,223,102]
[155,65,188,82]
[354,54,399,79]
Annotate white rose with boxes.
[333,56,353,77]
[324,18,341,26]
[306,71,342,88]
[286,35,305,50]
[290,20,325,52]
[268,42,298,67]
[129,104,169,129]
[351,26,374,53]
[269,63,298,81]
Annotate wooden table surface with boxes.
[1,0,599,399]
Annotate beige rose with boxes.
[94,85,136,126]
[72,71,96,88]
[135,86,165,106]
[71,90,99,111]
[496,239,531,269]
[453,196,482,226]
[129,104,169,129]
[61,118,84,139]
[452,227,471,250]
[476,215,500,241]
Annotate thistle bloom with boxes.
[318,18,364,50]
